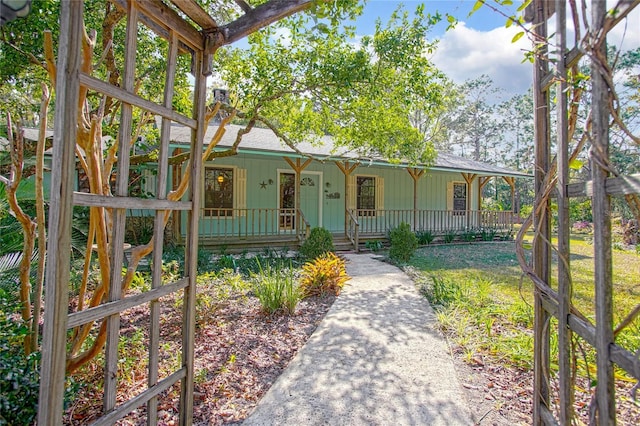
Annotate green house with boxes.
[157,122,528,251]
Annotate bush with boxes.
[299,252,350,298]
[389,222,418,263]
[299,227,334,260]
[251,263,300,315]
[365,240,383,252]
[0,292,40,425]
[415,229,434,245]
[443,229,457,244]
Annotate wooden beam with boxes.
[79,73,197,128]
[221,0,313,45]
[335,160,358,176]
[37,2,83,424]
[234,0,253,13]
[171,0,218,31]
[110,0,202,52]
[566,173,640,197]
[406,167,425,182]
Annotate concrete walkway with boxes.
[242,253,471,425]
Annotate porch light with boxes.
[217,175,224,184]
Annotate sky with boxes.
[353,0,640,99]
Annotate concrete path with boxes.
[242,253,471,426]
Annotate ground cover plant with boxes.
[408,240,640,424]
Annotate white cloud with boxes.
[431,22,533,97]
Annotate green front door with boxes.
[300,172,321,228]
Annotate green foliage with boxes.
[214,4,447,165]
[0,291,39,425]
[251,263,300,315]
[460,228,476,242]
[299,227,334,260]
[364,240,383,252]
[479,228,496,241]
[569,198,593,223]
[443,229,457,243]
[299,252,350,298]
[415,229,435,245]
[419,275,463,308]
[389,222,418,262]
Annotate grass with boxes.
[409,238,640,372]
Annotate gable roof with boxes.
[167,122,530,178]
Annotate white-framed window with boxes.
[447,181,467,214]
[203,166,246,217]
[347,174,384,216]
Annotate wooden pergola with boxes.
[526,0,640,424]
[37,1,325,424]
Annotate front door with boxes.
[300,172,320,228]
[278,171,321,230]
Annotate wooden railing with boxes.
[197,208,312,242]
[350,209,514,236]
[346,209,360,252]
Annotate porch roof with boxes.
[167,122,531,179]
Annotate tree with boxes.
[446,75,503,161]
[212,4,450,165]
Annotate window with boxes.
[347,175,383,216]
[204,167,234,216]
[357,176,376,211]
[452,182,467,213]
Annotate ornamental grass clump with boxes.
[299,252,350,298]
[251,262,300,315]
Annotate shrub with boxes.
[251,263,300,315]
[443,229,457,244]
[389,222,418,262]
[365,240,383,252]
[416,229,434,245]
[299,252,350,298]
[479,228,496,242]
[299,227,334,260]
[0,292,40,425]
[460,228,476,242]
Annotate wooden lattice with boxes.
[524,0,640,424]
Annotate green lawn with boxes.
[407,239,640,370]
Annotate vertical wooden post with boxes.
[181,47,208,426]
[461,173,477,228]
[532,1,552,423]
[555,1,573,422]
[407,168,425,231]
[37,2,83,424]
[335,160,358,235]
[479,176,492,211]
[148,29,179,425]
[591,0,616,422]
[284,157,312,232]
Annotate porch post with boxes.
[407,168,425,231]
[502,176,516,212]
[461,173,477,228]
[335,160,358,236]
[284,157,312,229]
[478,176,492,211]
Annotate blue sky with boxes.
[353,1,640,98]
[355,1,531,97]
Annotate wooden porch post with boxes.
[478,176,492,211]
[502,176,516,212]
[407,168,425,231]
[284,157,312,228]
[335,160,358,236]
[461,173,477,228]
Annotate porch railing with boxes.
[199,208,312,241]
[350,209,514,236]
[346,208,360,252]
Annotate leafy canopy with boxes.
[214,4,450,165]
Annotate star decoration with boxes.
[260,181,267,189]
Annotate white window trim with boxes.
[203,163,238,218]
[277,168,323,227]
